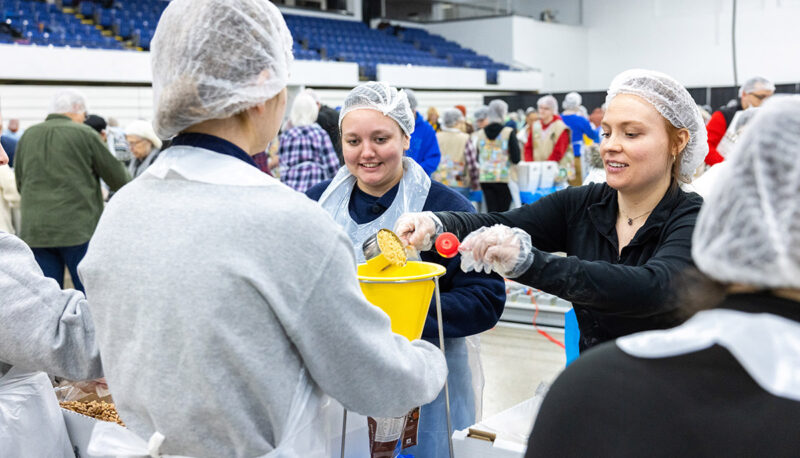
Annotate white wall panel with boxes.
[288,61,360,87]
[377,64,487,89]
[399,16,584,92]
[424,16,516,67]
[497,70,542,91]
[583,0,800,90]
[0,85,153,130]
[0,44,151,83]
[510,16,588,92]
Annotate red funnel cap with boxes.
[435,232,460,258]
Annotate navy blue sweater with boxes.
[306,179,506,339]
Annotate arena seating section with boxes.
[0,0,513,82]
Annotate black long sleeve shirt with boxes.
[528,293,800,458]
[435,182,703,349]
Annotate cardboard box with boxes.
[452,388,548,458]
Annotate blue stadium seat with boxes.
[78,1,93,18]
[1,6,515,72]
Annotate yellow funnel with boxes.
[357,261,447,340]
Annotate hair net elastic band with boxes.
[338,82,415,137]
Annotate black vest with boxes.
[720,100,744,128]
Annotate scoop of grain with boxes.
[377,229,406,266]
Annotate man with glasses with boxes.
[705,76,774,166]
[13,90,129,293]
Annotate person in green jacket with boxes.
[14,89,130,292]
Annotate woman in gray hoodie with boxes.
[77,1,447,457]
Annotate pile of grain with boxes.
[60,400,126,427]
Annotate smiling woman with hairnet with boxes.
[397,69,707,352]
[77,1,447,456]
[306,81,505,458]
[527,95,800,458]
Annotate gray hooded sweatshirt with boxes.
[0,232,102,379]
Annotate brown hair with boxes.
[664,119,689,188]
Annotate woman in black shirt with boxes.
[396,69,708,350]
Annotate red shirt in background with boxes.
[704,111,728,166]
[525,115,571,162]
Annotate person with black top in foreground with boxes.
[396,69,707,351]
[527,95,800,458]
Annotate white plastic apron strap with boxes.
[318,157,431,262]
[464,335,485,420]
[265,368,330,458]
[144,145,284,188]
[618,308,800,402]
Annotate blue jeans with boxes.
[31,242,89,293]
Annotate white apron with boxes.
[318,157,431,262]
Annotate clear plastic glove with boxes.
[458,224,534,278]
[394,211,443,251]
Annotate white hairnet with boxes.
[442,108,464,128]
[563,92,582,111]
[338,82,415,137]
[739,76,775,97]
[51,89,87,114]
[525,106,536,115]
[692,95,800,289]
[303,88,321,105]
[289,92,319,127]
[150,0,293,139]
[732,106,760,130]
[404,88,419,112]
[488,99,508,123]
[474,106,490,121]
[606,69,708,183]
[537,95,558,112]
[125,119,163,150]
